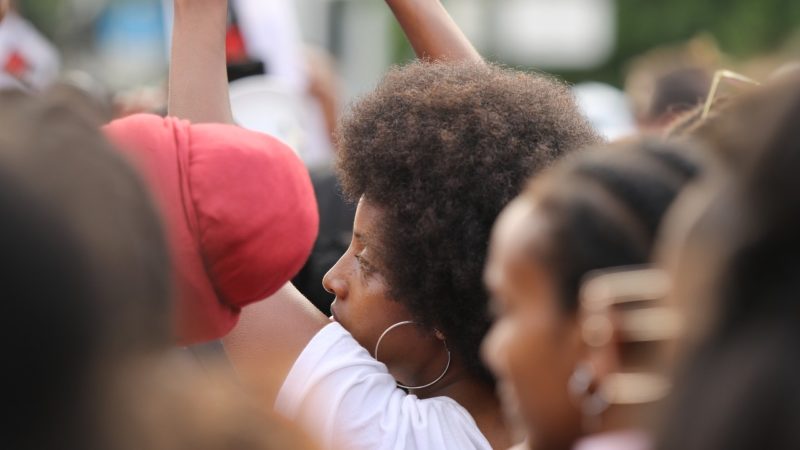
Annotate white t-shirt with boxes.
[275,322,493,450]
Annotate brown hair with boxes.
[0,86,171,450]
[336,61,602,380]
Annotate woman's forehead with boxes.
[353,198,384,244]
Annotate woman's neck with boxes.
[413,366,514,450]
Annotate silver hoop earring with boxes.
[374,320,451,391]
[568,362,609,430]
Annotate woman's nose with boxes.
[322,259,349,299]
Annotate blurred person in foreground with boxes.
[481,138,701,450]
[0,88,135,450]
[165,0,599,449]
[654,72,800,450]
[0,85,319,450]
[0,86,165,449]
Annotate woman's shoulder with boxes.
[276,322,492,450]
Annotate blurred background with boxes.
[4,0,798,310]
[12,0,800,95]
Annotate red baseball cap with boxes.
[105,114,319,345]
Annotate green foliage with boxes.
[390,0,800,87]
[585,0,800,85]
[17,0,61,38]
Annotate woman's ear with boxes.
[434,328,446,341]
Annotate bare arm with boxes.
[168,0,234,123]
[386,0,482,63]
[0,0,9,22]
[223,283,328,407]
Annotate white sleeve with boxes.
[275,322,492,450]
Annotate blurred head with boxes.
[324,61,601,387]
[0,87,171,449]
[482,140,700,450]
[0,88,172,355]
[624,36,720,132]
[0,163,99,450]
[642,68,711,128]
[656,72,800,450]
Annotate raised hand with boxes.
[386,0,482,63]
[0,0,10,22]
[168,0,234,123]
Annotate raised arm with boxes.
[169,0,234,123]
[386,0,482,63]
[223,283,328,407]
[0,0,9,22]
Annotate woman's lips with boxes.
[330,302,341,323]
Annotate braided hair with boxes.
[523,139,701,311]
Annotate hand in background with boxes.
[0,0,10,22]
[169,0,234,123]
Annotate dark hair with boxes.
[648,67,711,123]
[656,72,800,450]
[0,167,100,450]
[525,139,700,312]
[0,87,172,356]
[0,87,171,449]
[336,61,601,379]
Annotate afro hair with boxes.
[336,61,602,380]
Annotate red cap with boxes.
[105,114,319,345]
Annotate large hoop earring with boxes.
[374,320,451,391]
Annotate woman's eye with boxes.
[354,253,365,267]
[355,253,374,274]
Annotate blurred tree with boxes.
[584,0,800,85]
[390,0,800,87]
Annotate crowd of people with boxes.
[2,1,799,450]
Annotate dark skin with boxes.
[384,0,482,63]
[323,198,511,449]
[169,0,510,447]
[483,195,667,450]
[483,199,585,450]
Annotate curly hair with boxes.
[336,61,602,380]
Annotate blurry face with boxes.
[323,197,445,386]
[482,199,584,450]
[0,0,8,21]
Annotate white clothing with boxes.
[276,322,492,450]
[573,430,650,450]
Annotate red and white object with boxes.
[0,12,59,91]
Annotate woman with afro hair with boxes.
[170,0,601,449]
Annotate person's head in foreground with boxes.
[0,87,171,450]
[325,61,600,395]
[0,86,320,450]
[654,72,800,450]
[482,139,701,450]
